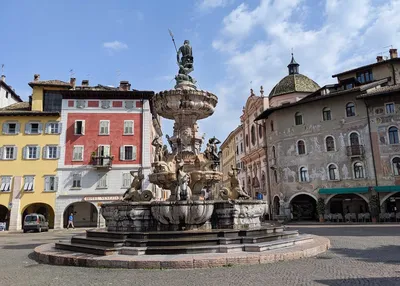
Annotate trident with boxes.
[168,29,178,53]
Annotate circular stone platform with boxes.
[33,235,330,269]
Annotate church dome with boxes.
[269,54,320,98]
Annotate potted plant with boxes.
[317,198,326,222]
[369,194,380,223]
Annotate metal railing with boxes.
[346,145,365,157]
[91,156,113,168]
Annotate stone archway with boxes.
[326,194,369,215]
[273,195,280,216]
[0,204,10,230]
[380,192,400,213]
[22,203,55,229]
[289,193,317,221]
[63,202,98,228]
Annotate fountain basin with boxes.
[150,200,214,230]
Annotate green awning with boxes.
[319,187,369,195]
[375,186,400,192]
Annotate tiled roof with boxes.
[0,81,23,102]
[0,102,30,111]
[357,84,400,98]
[268,74,320,98]
[74,84,119,91]
[0,102,59,116]
[332,58,400,78]
[28,80,72,88]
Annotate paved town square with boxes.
[1,225,400,286]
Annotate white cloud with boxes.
[207,0,400,141]
[103,41,128,52]
[198,0,234,10]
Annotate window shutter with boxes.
[25,123,31,134]
[58,123,62,134]
[56,146,61,159]
[38,123,43,133]
[35,146,40,159]
[74,121,78,134]
[104,145,110,156]
[0,147,3,160]
[12,146,17,160]
[132,146,137,160]
[45,123,50,134]
[42,146,48,159]
[2,123,7,134]
[15,123,20,134]
[120,146,125,161]
[132,120,135,135]
[44,176,49,191]
[54,177,59,191]
[81,120,86,135]
[22,147,27,159]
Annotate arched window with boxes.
[322,107,331,121]
[297,140,306,155]
[274,170,278,183]
[349,132,360,146]
[272,146,276,158]
[389,126,399,144]
[295,112,303,125]
[270,120,274,131]
[328,164,338,180]
[299,167,308,182]
[258,124,263,139]
[251,125,256,145]
[392,157,400,176]
[354,162,364,179]
[346,102,356,117]
[326,136,335,152]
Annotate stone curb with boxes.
[33,235,330,269]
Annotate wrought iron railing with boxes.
[346,145,365,157]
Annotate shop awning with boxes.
[375,186,400,193]
[319,187,369,195]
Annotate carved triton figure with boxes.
[175,159,192,201]
[122,168,153,201]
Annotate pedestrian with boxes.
[67,213,75,229]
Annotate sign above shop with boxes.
[83,196,122,202]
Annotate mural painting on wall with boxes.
[341,164,350,180]
[339,133,345,149]
[283,167,296,183]
[378,126,386,144]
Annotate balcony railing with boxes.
[91,156,113,169]
[346,145,365,157]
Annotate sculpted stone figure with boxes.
[175,40,196,85]
[205,137,221,164]
[175,160,192,201]
[152,136,163,162]
[123,168,153,201]
[220,166,250,200]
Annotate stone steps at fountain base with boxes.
[71,236,125,248]
[55,242,120,256]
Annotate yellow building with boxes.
[220,128,238,188]
[0,74,71,230]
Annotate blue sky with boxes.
[2,0,400,142]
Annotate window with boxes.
[270,120,274,131]
[2,122,19,134]
[273,170,278,183]
[99,120,110,135]
[43,92,62,112]
[349,132,360,146]
[23,145,40,160]
[43,145,59,159]
[45,122,61,134]
[123,120,134,135]
[328,164,339,180]
[97,174,108,189]
[251,125,256,145]
[122,173,131,188]
[299,167,308,182]
[0,176,12,192]
[74,120,85,135]
[393,157,400,176]
[240,142,243,153]
[120,145,137,161]
[354,162,364,179]
[72,146,84,161]
[44,176,58,192]
[245,134,249,147]
[356,70,373,83]
[25,122,42,134]
[389,127,399,144]
[23,176,34,191]
[297,140,306,155]
[236,145,239,155]
[1,146,17,160]
[322,107,331,121]
[386,103,395,114]
[346,102,356,117]
[295,112,303,125]
[5,92,8,99]
[326,136,335,152]
[258,124,263,139]
[272,146,276,158]
[72,173,82,189]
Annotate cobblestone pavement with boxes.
[1,225,400,286]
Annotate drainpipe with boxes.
[364,99,378,187]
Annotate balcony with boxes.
[91,156,113,169]
[346,145,365,157]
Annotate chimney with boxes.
[29,95,32,106]
[119,80,130,91]
[34,74,40,81]
[389,48,398,59]
[0,75,5,82]
[376,56,383,62]
[81,80,89,87]
[70,78,76,89]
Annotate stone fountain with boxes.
[49,38,322,262]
